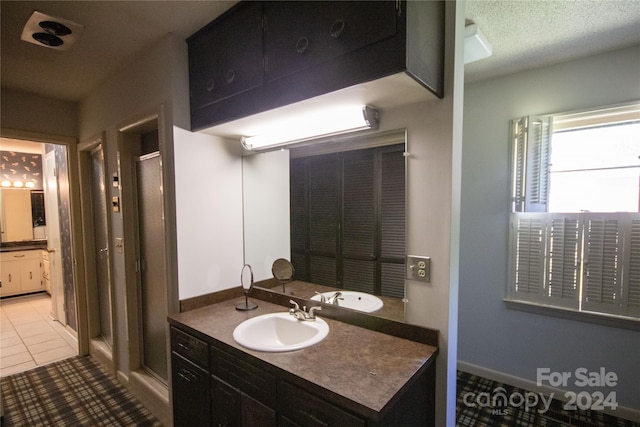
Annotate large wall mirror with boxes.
[243,129,407,323]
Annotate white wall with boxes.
[78,33,244,370]
[459,45,640,411]
[173,128,244,299]
[1,88,78,138]
[242,150,291,281]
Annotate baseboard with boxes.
[116,370,129,387]
[89,339,115,377]
[129,369,170,426]
[457,361,640,423]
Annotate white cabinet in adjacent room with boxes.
[0,250,43,297]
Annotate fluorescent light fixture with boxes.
[241,105,379,151]
[464,23,492,64]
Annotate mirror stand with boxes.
[236,264,258,311]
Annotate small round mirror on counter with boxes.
[236,264,258,311]
[272,258,295,293]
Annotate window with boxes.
[508,103,640,320]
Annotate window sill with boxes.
[503,299,640,332]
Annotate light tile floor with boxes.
[0,293,77,377]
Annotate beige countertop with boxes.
[169,297,438,417]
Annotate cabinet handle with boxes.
[178,368,196,383]
[30,272,33,280]
[206,79,215,92]
[8,274,11,282]
[225,69,235,84]
[177,342,190,352]
[300,410,328,427]
[330,19,345,38]
[296,36,309,54]
[13,254,25,258]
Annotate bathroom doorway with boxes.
[78,134,116,373]
[0,134,81,374]
[118,115,169,385]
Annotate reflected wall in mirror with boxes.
[243,129,407,323]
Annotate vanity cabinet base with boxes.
[170,325,435,427]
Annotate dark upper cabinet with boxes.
[264,1,397,82]
[188,1,263,111]
[188,0,444,131]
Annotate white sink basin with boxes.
[233,312,329,352]
[311,291,383,313]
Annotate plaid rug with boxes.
[1,356,162,426]
[457,371,640,427]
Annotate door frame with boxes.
[78,133,117,375]
[116,106,178,425]
[0,127,88,355]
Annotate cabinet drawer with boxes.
[278,381,365,427]
[264,1,397,82]
[211,346,276,408]
[171,327,209,369]
[172,353,210,427]
[1,250,42,261]
[188,1,263,111]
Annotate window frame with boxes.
[506,102,640,327]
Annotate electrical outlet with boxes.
[407,255,430,282]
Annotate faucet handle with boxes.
[314,291,327,303]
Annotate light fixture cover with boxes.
[21,11,84,51]
[241,106,379,151]
[464,23,493,64]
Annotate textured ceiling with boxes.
[465,0,640,82]
[0,1,639,102]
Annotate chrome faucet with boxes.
[325,291,343,306]
[289,300,321,321]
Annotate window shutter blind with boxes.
[511,116,552,213]
[525,116,552,212]
[511,214,545,300]
[626,219,640,316]
[546,215,580,308]
[582,216,623,314]
[511,117,527,212]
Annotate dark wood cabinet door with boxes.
[211,377,241,427]
[278,381,365,427]
[241,393,277,427]
[189,2,264,111]
[264,1,397,82]
[172,353,210,427]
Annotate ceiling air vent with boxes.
[20,11,84,51]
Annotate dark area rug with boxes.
[457,371,640,427]
[1,355,162,426]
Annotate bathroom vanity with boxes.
[169,298,437,427]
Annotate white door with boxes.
[43,151,65,323]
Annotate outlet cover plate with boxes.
[407,255,430,282]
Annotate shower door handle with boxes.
[99,247,108,259]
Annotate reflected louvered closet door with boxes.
[308,155,339,287]
[342,150,376,293]
[379,147,406,298]
[290,144,405,294]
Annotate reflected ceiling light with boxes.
[464,23,492,64]
[21,11,84,51]
[241,105,379,151]
[1,181,11,187]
